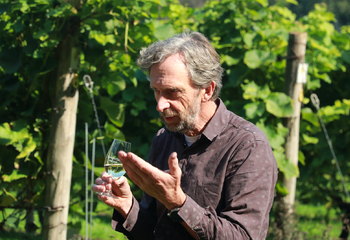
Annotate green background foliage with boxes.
[0,0,349,238]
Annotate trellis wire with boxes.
[83,75,106,157]
[89,138,96,240]
[85,123,89,240]
[311,93,349,199]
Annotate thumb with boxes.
[111,176,131,197]
[168,152,181,178]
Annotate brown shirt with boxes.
[112,99,278,240]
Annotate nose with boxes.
[156,96,170,113]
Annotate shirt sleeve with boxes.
[176,139,277,240]
[111,194,157,240]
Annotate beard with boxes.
[160,97,201,134]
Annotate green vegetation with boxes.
[0,202,342,239]
[0,0,349,239]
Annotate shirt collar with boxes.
[201,98,231,142]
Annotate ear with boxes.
[202,81,216,102]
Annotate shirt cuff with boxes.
[111,196,140,232]
[177,195,206,229]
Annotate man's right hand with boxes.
[92,172,133,218]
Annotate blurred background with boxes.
[0,0,349,239]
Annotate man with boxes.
[93,32,278,240]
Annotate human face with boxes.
[150,54,203,135]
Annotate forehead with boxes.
[149,54,192,89]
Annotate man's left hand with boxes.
[118,151,186,210]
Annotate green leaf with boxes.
[0,191,16,207]
[275,182,289,196]
[302,108,319,126]
[153,21,175,40]
[302,133,319,145]
[221,55,240,66]
[265,92,293,117]
[2,172,27,182]
[256,0,268,7]
[100,97,125,127]
[0,122,36,159]
[243,50,270,69]
[274,151,299,178]
[16,137,36,159]
[89,31,116,46]
[0,122,13,145]
[106,78,126,96]
[286,0,298,5]
[244,102,265,119]
[243,33,256,48]
[298,151,305,166]
[257,122,287,150]
[242,81,270,100]
[104,122,125,140]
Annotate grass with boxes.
[0,201,344,239]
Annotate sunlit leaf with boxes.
[257,122,287,150]
[221,55,240,66]
[106,78,126,96]
[255,0,268,7]
[243,50,270,69]
[286,0,298,5]
[302,133,319,145]
[100,97,125,127]
[153,21,175,40]
[274,151,299,178]
[242,81,270,100]
[89,31,116,45]
[244,102,265,119]
[243,33,256,48]
[104,122,125,140]
[266,92,293,117]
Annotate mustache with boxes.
[160,109,178,118]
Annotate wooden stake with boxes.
[283,32,307,212]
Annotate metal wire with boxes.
[310,93,349,199]
[89,139,96,240]
[83,75,106,157]
[85,123,89,240]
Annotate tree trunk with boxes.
[42,15,80,240]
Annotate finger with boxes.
[101,173,113,183]
[120,152,151,183]
[92,183,106,193]
[117,151,128,162]
[120,152,144,169]
[168,152,181,178]
[105,183,112,191]
[95,177,105,185]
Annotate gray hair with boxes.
[137,32,223,100]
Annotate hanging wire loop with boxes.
[83,75,94,94]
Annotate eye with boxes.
[164,89,180,99]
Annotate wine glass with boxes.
[99,139,131,197]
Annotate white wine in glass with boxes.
[99,139,131,197]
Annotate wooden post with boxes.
[283,32,307,212]
[42,15,80,240]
